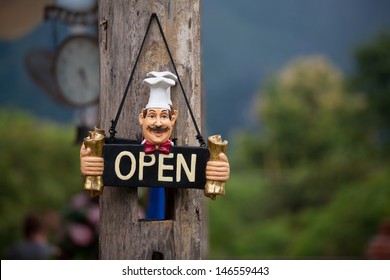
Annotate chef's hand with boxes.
[206,153,230,182]
[80,143,104,176]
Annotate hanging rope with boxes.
[108,13,154,139]
[109,13,206,147]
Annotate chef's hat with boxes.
[143,71,177,110]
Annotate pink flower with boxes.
[68,223,94,247]
[70,193,89,209]
[86,206,100,226]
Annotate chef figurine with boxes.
[80,71,230,218]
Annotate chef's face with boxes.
[139,108,178,145]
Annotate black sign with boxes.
[103,142,210,189]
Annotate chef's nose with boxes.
[155,116,162,126]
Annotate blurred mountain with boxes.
[1,0,390,139]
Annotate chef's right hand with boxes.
[80,143,104,176]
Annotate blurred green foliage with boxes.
[209,33,390,259]
[349,32,390,156]
[0,110,81,258]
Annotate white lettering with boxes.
[176,154,196,182]
[139,152,155,180]
[113,151,200,184]
[115,151,136,180]
[158,153,174,182]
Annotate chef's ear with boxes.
[139,109,146,125]
[171,110,178,125]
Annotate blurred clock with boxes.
[53,35,99,107]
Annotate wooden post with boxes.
[97,0,205,259]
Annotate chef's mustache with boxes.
[148,126,169,132]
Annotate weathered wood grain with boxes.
[98,0,205,259]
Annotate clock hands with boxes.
[78,67,88,86]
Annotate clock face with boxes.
[54,35,99,107]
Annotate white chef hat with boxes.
[142,71,178,110]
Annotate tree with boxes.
[0,110,81,259]
[210,52,390,259]
[350,32,390,155]
[250,56,372,213]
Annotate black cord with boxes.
[109,14,155,138]
[109,13,206,147]
[153,14,206,147]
